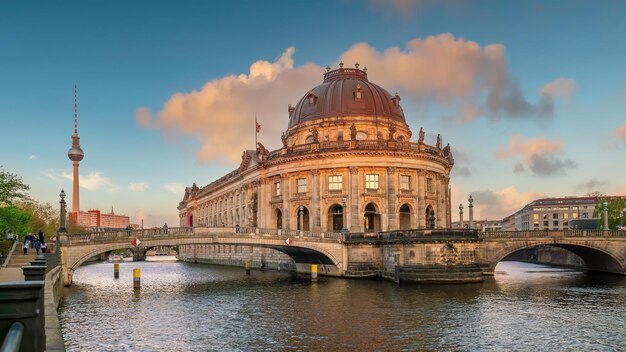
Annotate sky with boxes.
[1,0,625,227]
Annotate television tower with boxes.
[67,85,84,213]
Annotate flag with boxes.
[256,120,261,133]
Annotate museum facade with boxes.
[178,64,455,233]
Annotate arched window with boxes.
[399,204,411,229]
[356,131,368,140]
[305,135,315,144]
[364,203,380,232]
[328,204,344,231]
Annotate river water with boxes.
[59,261,626,351]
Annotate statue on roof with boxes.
[281,132,288,148]
[310,127,319,142]
[257,142,269,159]
[418,127,425,144]
[436,134,442,149]
[350,123,357,140]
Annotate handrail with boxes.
[0,321,24,352]
[1,241,18,268]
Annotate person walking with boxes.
[23,234,31,254]
[38,230,45,244]
[34,237,41,255]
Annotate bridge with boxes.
[57,227,626,285]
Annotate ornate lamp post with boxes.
[603,200,609,230]
[58,190,67,233]
[341,198,348,233]
[459,203,464,229]
[468,195,474,229]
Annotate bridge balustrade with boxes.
[479,229,626,239]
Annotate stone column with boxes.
[311,169,321,230]
[436,176,445,228]
[459,204,464,229]
[282,175,290,230]
[417,170,426,228]
[386,167,397,231]
[349,166,359,232]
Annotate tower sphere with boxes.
[68,146,84,161]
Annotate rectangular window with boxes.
[553,220,559,227]
[426,178,432,192]
[275,182,281,196]
[400,175,411,190]
[563,221,569,227]
[563,213,569,219]
[297,178,307,193]
[328,175,343,191]
[543,220,549,227]
[533,214,539,220]
[572,212,578,219]
[552,213,559,219]
[365,174,379,190]
[533,221,539,227]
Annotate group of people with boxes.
[23,230,47,255]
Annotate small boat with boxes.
[145,249,178,262]
[108,254,123,263]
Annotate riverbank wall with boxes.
[178,244,297,272]
[44,265,66,351]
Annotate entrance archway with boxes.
[328,204,343,231]
[425,205,434,228]
[296,206,310,231]
[364,203,380,232]
[275,209,283,229]
[399,204,411,229]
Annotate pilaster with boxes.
[349,166,359,231]
[386,167,397,230]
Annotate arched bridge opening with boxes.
[493,243,624,275]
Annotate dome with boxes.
[288,66,406,129]
[68,146,84,161]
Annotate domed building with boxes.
[178,63,454,233]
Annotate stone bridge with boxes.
[58,227,626,285]
[58,226,344,285]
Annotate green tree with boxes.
[0,206,31,237]
[16,201,59,240]
[593,197,626,230]
[0,167,31,206]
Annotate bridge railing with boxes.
[344,229,480,244]
[59,226,344,245]
[479,229,626,239]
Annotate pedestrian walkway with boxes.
[0,247,35,281]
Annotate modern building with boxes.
[451,219,502,232]
[69,208,130,230]
[178,63,455,232]
[504,196,600,231]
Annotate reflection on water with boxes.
[59,261,626,351]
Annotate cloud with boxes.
[542,78,575,100]
[470,186,545,220]
[340,34,569,122]
[43,169,62,182]
[613,123,626,143]
[575,179,608,193]
[495,135,576,176]
[28,155,37,161]
[451,166,471,178]
[137,47,322,164]
[164,183,185,194]
[138,35,567,164]
[129,182,149,192]
[615,183,626,195]
[61,171,118,192]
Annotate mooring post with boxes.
[245,260,251,275]
[114,263,119,279]
[311,264,318,282]
[394,254,400,285]
[133,268,140,289]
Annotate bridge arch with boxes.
[487,242,625,275]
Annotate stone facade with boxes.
[177,66,454,235]
[178,244,296,271]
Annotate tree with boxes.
[593,197,626,230]
[16,201,58,239]
[0,206,31,237]
[0,167,31,206]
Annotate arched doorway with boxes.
[399,204,411,229]
[425,205,434,228]
[275,209,283,229]
[364,203,380,232]
[296,206,310,231]
[328,204,343,231]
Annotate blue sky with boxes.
[1,0,625,226]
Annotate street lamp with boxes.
[459,203,464,229]
[341,197,348,233]
[468,195,474,229]
[58,189,67,233]
[603,200,609,230]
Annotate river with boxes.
[58,261,626,351]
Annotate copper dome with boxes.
[288,67,406,129]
